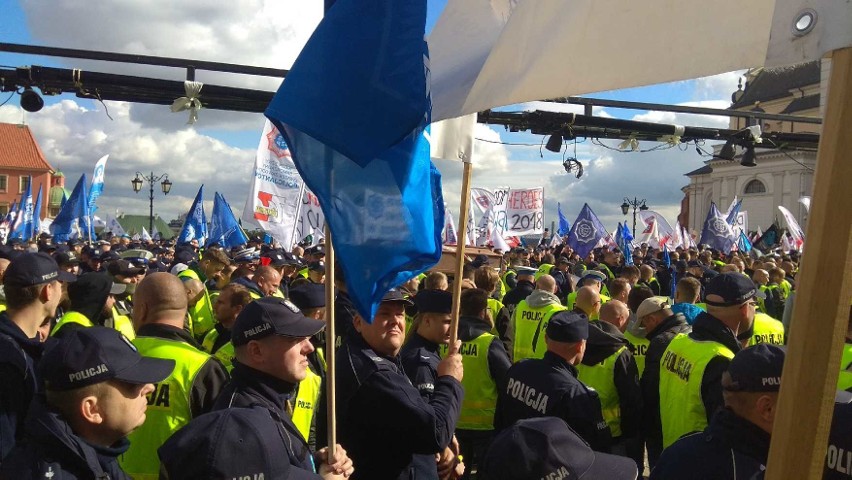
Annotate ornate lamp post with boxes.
[131,172,172,233]
[621,197,649,237]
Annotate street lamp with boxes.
[131,172,171,233]
[621,197,649,237]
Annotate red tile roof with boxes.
[0,123,55,172]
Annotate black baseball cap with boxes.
[546,311,589,343]
[107,259,146,277]
[413,289,453,314]
[231,297,325,346]
[724,343,785,393]
[158,407,298,480]
[705,272,765,307]
[41,327,174,391]
[687,260,703,268]
[4,252,77,286]
[480,417,638,479]
[288,283,326,310]
[308,261,325,273]
[54,251,81,266]
[381,287,414,305]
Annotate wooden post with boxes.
[765,47,852,479]
[449,159,473,345]
[323,225,337,459]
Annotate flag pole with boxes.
[290,182,307,250]
[449,156,473,345]
[765,47,852,479]
[323,223,337,460]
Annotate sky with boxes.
[0,0,745,235]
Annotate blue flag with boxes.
[726,199,742,226]
[207,193,249,248]
[87,155,109,214]
[178,185,208,244]
[616,222,635,266]
[557,202,571,236]
[5,200,17,228]
[265,0,443,321]
[737,230,753,253]
[10,177,33,240]
[566,203,607,260]
[622,221,634,245]
[50,174,89,243]
[698,202,736,253]
[32,185,42,239]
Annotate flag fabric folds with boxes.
[557,202,571,236]
[698,202,737,253]
[178,186,208,244]
[208,193,249,248]
[725,199,743,226]
[88,155,109,214]
[737,231,753,253]
[50,174,89,243]
[753,223,780,251]
[32,185,42,237]
[106,215,127,236]
[10,177,33,240]
[141,227,152,242]
[566,203,606,260]
[777,206,805,250]
[265,0,443,321]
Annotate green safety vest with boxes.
[839,343,852,391]
[500,270,516,295]
[201,328,235,372]
[107,306,136,340]
[292,368,322,442]
[780,280,792,299]
[658,334,735,448]
[564,292,610,320]
[624,331,649,377]
[120,336,212,479]
[178,269,215,340]
[298,267,309,279]
[487,298,504,329]
[511,300,568,362]
[577,346,627,438]
[747,313,785,347]
[51,311,94,336]
[442,332,500,430]
[534,264,555,281]
[695,303,707,311]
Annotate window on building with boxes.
[0,203,8,217]
[19,176,30,193]
[744,179,766,194]
[0,175,7,192]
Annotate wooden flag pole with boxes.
[449,157,473,345]
[323,224,337,459]
[765,47,852,479]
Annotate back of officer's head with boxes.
[133,272,188,330]
[535,274,557,294]
[424,271,448,291]
[460,288,490,324]
[575,286,601,317]
[545,312,589,364]
[721,343,785,434]
[475,266,500,294]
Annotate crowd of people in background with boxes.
[0,230,849,479]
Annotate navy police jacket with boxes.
[494,351,612,452]
[319,332,463,480]
[400,333,442,400]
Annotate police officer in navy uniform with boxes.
[0,327,174,479]
[825,390,852,480]
[162,296,353,479]
[652,344,783,480]
[495,266,537,344]
[0,253,75,459]
[494,311,612,452]
[319,288,464,480]
[401,289,454,399]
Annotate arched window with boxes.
[744,179,766,194]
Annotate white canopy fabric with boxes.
[427,0,850,122]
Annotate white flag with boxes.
[141,227,152,242]
[550,232,562,248]
[106,215,126,236]
[295,189,326,245]
[778,206,805,250]
[443,204,458,245]
[799,196,811,212]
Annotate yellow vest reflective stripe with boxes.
[292,368,322,442]
[534,264,554,281]
[453,333,499,430]
[747,313,785,347]
[201,328,234,372]
[178,269,215,340]
[120,336,211,479]
[624,331,649,377]
[107,307,136,340]
[298,268,309,279]
[659,334,734,448]
[838,343,852,391]
[512,300,568,362]
[577,346,627,437]
[51,311,94,336]
[487,298,503,327]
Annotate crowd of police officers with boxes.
[0,231,850,479]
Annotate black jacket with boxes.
[400,333,442,401]
[500,280,535,308]
[213,361,319,475]
[494,351,612,452]
[650,408,770,480]
[689,312,743,423]
[0,313,45,460]
[580,321,642,441]
[0,397,131,479]
[640,312,691,466]
[333,290,358,347]
[319,332,463,480]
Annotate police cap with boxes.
[41,326,174,391]
[705,272,765,307]
[546,311,589,343]
[381,287,414,305]
[480,417,637,480]
[308,261,325,273]
[232,297,325,346]
[515,266,538,276]
[413,289,453,314]
[5,252,77,286]
[54,250,80,266]
[724,343,785,393]
[288,283,326,310]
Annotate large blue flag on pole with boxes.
[10,177,33,240]
[178,185,208,244]
[87,155,109,214]
[265,0,443,321]
[566,203,607,260]
[725,198,742,226]
[32,185,42,238]
[557,202,571,236]
[207,192,249,248]
[698,202,737,253]
[50,174,89,243]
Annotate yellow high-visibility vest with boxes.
[577,346,627,437]
[747,313,785,347]
[511,300,568,362]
